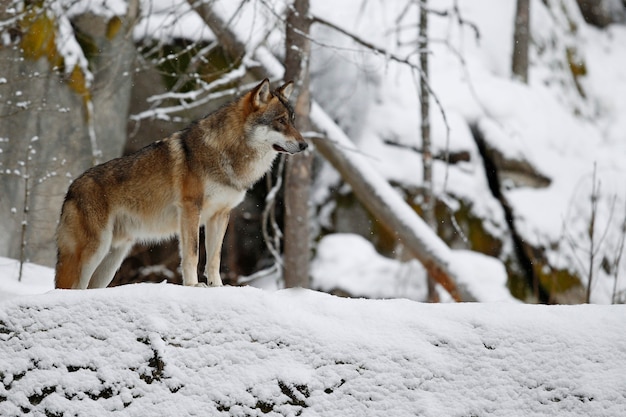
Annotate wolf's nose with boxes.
[299,142,308,152]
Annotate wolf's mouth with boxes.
[273,144,288,153]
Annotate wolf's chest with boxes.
[201,182,246,219]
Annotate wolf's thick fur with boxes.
[55,79,307,289]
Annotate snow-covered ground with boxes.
[1,260,625,416]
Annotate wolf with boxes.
[55,79,307,289]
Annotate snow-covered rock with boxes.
[0,284,624,416]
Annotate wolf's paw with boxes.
[194,282,209,288]
[203,274,224,287]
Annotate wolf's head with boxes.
[245,79,308,155]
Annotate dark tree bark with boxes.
[511,0,530,83]
[283,0,313,288]
[576,0,626,28]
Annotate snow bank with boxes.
[1,284,624,416]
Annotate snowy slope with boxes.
[304,0,626,303]
[1,282,625,416]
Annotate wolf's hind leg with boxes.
[88,242,133,289]
[76,229,113,289]
[56,232,110,289]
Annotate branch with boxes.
[130,70,251,122]
[310,15,419,70]
[383,140,470,164]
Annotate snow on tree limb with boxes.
[130,66,249,121]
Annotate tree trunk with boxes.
[420,1,433,225]
[283,0,313,288]
[511,0,530,83]
[418,0,439,302]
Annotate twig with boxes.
[262,156,286,267]
[304,132,379,161]
[612,202,626,304]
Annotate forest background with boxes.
[1,0,626,304]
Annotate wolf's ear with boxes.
[277,81,294,100]
[252,79,271,108]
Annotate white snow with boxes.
[0,259,617,415]
[0,277,624,416]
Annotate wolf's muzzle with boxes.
[274,141,308,154]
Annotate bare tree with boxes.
[417,0,440,302]
[565,164,616,303]
[283,0,313,288]
[512,0,530,83]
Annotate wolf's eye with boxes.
[277,116,287,125]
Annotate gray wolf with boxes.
[55,79,307,289]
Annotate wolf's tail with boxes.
[55,199,85,289]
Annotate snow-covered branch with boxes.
[131,65,250,121]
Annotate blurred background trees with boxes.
[1,0,625,303]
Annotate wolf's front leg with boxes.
[204,211,230,287]
[179,199,202,287]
